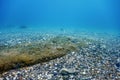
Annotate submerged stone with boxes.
[60,68,78,75]
[116,62,120,68]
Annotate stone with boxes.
[60,68,78,75]
[117,58,120,62]
[47,74,53,79]
[82,71,86,75]
[116,62,120,68]
[0,78,3,80]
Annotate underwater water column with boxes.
[0,0,119,33]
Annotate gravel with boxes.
[0,32,120,80]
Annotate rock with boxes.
[117,58,120,63]
[116,62,120,68]
[53,71,58,76]
[0,78,3,80]
[47,74,53,79]
[82,71,86,75]
[60,68,78,75]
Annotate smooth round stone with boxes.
[53,71,58,76]
[117,58,120,62]
[69,75,74,79]
[82,71,86,75]
[37,75,41,79]
[47,74,53,79]
[54,63,58,66]
[60,68,78,75]
[13,77,17,80]
[18,42,21,44]
[0,78,4,80]
[72,52,75,54]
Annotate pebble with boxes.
[117,58,120,62]
[60,68,77,75]
[116,62,120,68]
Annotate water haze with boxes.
[0,0,120,34]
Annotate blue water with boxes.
[0,0,120,34]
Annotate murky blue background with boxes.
[0,0,120,34]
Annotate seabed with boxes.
[0,32,120,80]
